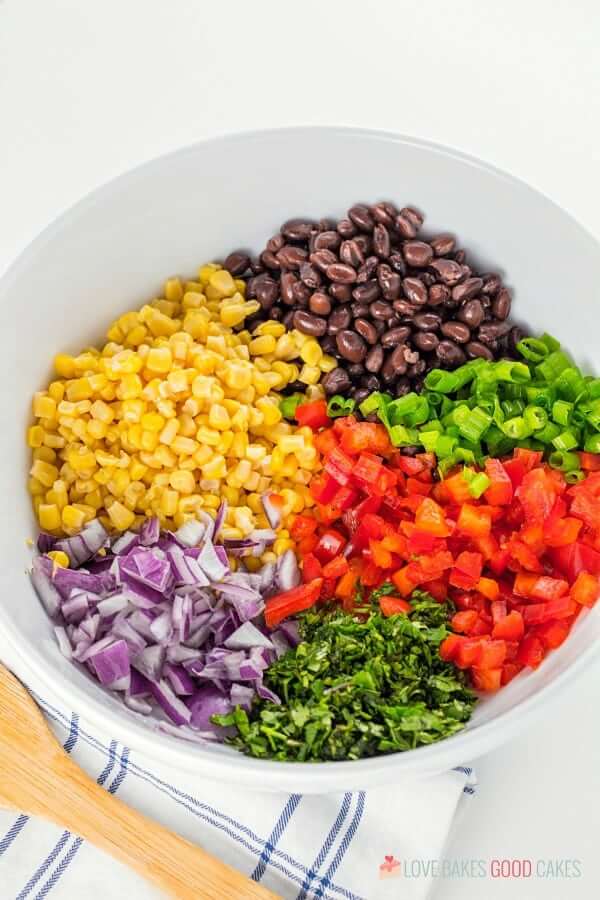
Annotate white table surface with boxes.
[1,1,599,897]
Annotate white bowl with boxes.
[2,127,600,793]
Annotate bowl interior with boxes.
[2,127,600,792]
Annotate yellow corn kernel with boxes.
[54,354,76,378]
[157,418,179,446]
[198,263,220,284]
[305,384,325,401]
[67,446,96,473]
[273,538,294,556]
[33,446,56,463]
[30,459,59,488]
[33,394,57,419]
[66,377,93,402]
[256,397,281,426]
[278,434,305,455]
[84,489,103,510]
[160,489,179,517]
[299,364,321,385]
[72,503,96,523]
[89,399,113,423]
[47,549,70,568]
[140,412,164,433]
[28,476,45,496]
[249,335,277,356]
[140,430,159,452]
[164,277,183,302]
[320,354,337,373]
[48,381,65,403]
[233,507,254,534]
[27,425,44,448]
[117,373,143,400]
[254,321,286,338]
[206,334,227,356]
[106,500,135,530]
[221,485,240,506]
[61,504,86,531]
[244,471,260,492]
[209,269,236,297]
[146,346,173,374]
[208,404,231,432]
[170,435,197,456]
[202,455,227,479]
[107,469,130,497]
[86,419,108,440]
[154,445,177,468]
[43,433,65,449]
[170,470,195,494]
[300,340,323,367]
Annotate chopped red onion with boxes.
[261,492,283,529]
[224,621,275,651]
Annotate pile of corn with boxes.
[28,264,335,559]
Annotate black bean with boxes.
[458,299,484,327]
[282,310,295,330]
[348,363,365,380]
[355,318,378,345]
[348,204,375,232]
[313,230,341,251]
[481,273,501,295]
[394,377,411,398]
[327,307,352,334]
[429,259,464,285]
[352,387,371,404]
[454,250,467,264]
[337,218,357,238]
[279,272,297,306]
[340,239,364,268]
[372,201,397,228]
[373,223,391,258]
[261,250,280,270]
[393,299,418,318]
[381,326,411,348]
[266,234,285,253]
[329,282,352,302]
[309,292,332,316]
[382,345,408,380]
[402,277,428,305]
[281,218,314,241]
[403,241,434,267]
[388,252,407,276]
[466,340,494,360]
[413,331,439,352]
[428,283,451,307]
[377,263,402,300]
[365,345,384,373]
[326,263,357,284]
[452,277,483,303]
[336,330,367,363]
[440,320,471,343]
[321,367,352,395]
[477,321,512,344]
[369,300,394,320]
[310,249,338,272]
[430,235,456,256]
[353,281,381,304]
[292,281,311,306]
[408,359,426,378]
[356,256,379,284]
[491,288,511,320]
[361,374,381,392]
[223,252,250,275]
[414,312,441,331]
[508,326,526,353]
[436,340,466,366]
[251,274,279,309]
[276,245,308,269]
[292,310,328,337]
[299,262,322,289]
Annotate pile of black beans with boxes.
[223,202,525,404]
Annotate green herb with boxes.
[279,393,305,420]
[326,395,356,418]
[213,591,476,762]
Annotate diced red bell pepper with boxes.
[425,578,449,602]
[522,603,547,626]
[492,610,524,641]
[295,399,330,430]
[579,451,600,471]
[549,542,600,581]
[451,610,479,634]
[339,421,391,456]
[265,578,323,628]
[543,595,577,620]
[456,504,492,537]
[330,485,360,512]
[455,638,483,669]
[392,565,418,597]
[310,473,340,505]
[471,667,502,692]
[490,600,507,623]
[507,539,544,573]
[414,497,452,536]
[313,428,339,456]
[516,467,558,525]
[476,577,500,601]
[368,539,393,570]
[297,534,319,556]
[536,619,570,649]
[322,554,349,579]
[570,487,600,531]
[543,515,582,547]
[443,470,473,504]
[290,514,318,541]
[516,634,545,669]
[449,551,483,589]
[405,527,442,555]
[571,571,599,607]
[469,616,492,636]
[502,456,527,489]
[501,662,523,685]
[301,552,322,582]
[352,452,384,486]
[361,561,383,587]
[513,573,568,602]
[475,639,507,669]
[314,529,346,564]
[379,596,412,617]
[342,495,382,534]
[484,458,513,506]
[380,533,409,557]
[320,577,337,602]
[324,446,355,486]
[395,455,426,476]
[439,633,463,662]
[513,447,543,470]
[488,546,510,576]
[406,551,454,585]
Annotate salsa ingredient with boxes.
[30,513,302,735]
[362,334,600,480]
[213,591,475,761]
[228,203,524,404]
[28,265,332,552]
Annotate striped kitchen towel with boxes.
[0,694,476,900]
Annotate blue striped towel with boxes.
[0,693,476,900]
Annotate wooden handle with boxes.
[24,746,279,900]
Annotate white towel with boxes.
[0,658,475,900]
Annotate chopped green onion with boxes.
[435,435,458,458]
[540,333,561,353]
[501,416,532,440]
[493,361,531,383]
[389,424,419,446]
[327,395,355,418]
[555,367,587,402]
[548,450,580,472]
[536,350,571,382]
[551,399,573,426]
[523,405,548,432]
[516,337,549,362]
[419,430,440,453]
[534,421,562,444]
[279,393,304,419]
[584,434,600,453]
[467,471,491,498]
[423,370,459,393]
[457,407,492,442]
[552,430,579,452]
[565,469,585,484]
[359,392,386,416]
